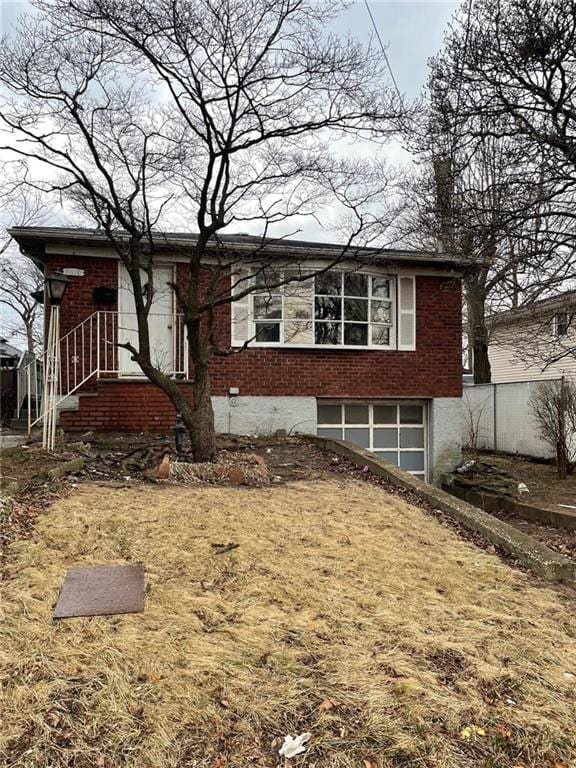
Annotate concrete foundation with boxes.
[212,396,317,436]
[429,397,462,483]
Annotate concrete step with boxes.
[10,418,30,430]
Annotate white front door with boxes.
[118,264,176,376]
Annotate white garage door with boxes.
[317,401,427,480]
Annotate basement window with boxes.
[317,401,426,480]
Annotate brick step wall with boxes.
[59,380,194,432]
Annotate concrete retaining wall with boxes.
[444,482,576,531]
[308,435,576,586]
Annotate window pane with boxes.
[344,298,368,321]
[345,404,369,424]
[400,452,425,472]
[344,428,370,448]
[371,300,391,324]
[344,323,368,346]
[372,277,390,298]
[374,450,399,465]
[400,405,423,424]
[284,321,313,345]
[283,272,314,297]
[315,296,341,320]
[255,266,281,288]
[315,272,341,295]
[318,404,341,424]
[373,405,396,424]
[315,322,341,345]
[255,322,280,342]
[254,295,282,319]
[371,325,390,346]
[373,428,398,448]
[400,428,424,448]
[317,427,343,440]
[344,273,368,297]
[285,297,313,320]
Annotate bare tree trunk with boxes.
[466,278,491,384]
[26,322,35,355]
[557,377,567,479]
[189,362,217,461]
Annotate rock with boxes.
[253,455,265,465]
[156,454,170,480]
[275,429,287,438]
[48,458,85,480]
[228,466,246,485]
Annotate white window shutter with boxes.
[230,267,252,347]
[398,276,416,350]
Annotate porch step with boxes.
[9,418,29,430]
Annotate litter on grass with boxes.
[279,732,311,758]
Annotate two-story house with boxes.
[10,227,465,483]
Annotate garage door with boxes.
[317,402,426,480]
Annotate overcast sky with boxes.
[1,0,458,97]
[0,1,459,347]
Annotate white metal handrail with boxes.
[19,311,189,432]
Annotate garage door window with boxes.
[317,402,426,480]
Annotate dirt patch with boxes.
[1,480,576,767]
[0,445,73,488]
[466,451,576,511]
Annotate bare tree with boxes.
[0,184,46,353]
[421,0,576,377]
[0,257,44,354]
[0,0,407,459]
[462,394,488,454]
[401,46,576,384]
[529,378,576,478]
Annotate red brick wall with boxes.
[60,380,194,432]
[47,254,462,431]
[210,275,462,399]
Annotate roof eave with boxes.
[8,226,471,271]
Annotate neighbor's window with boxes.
[552,311,571,338]
[252,268,394,347]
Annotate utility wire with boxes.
[363,0,402,100]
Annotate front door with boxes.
[118,264,176,376]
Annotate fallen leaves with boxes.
[460,725,486,740]
[319,698,340,712]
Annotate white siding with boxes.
[488,320,576,384]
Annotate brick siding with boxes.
[46,254,463,432]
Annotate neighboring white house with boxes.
[486,290,576,384]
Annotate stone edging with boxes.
[47,458,85,481]
[307,435,576,586]
[442,483,576,531]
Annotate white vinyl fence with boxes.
[462,379,562,459]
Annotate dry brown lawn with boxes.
[1,478,576,768]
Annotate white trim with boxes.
[44,244,462,277]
